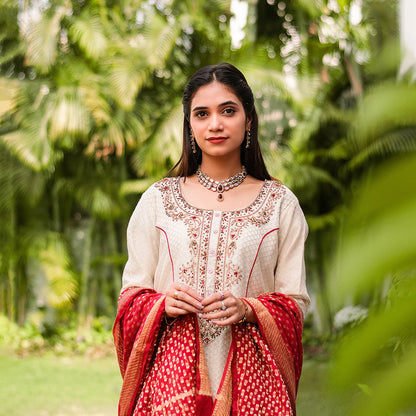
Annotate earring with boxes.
[246,129,251,149]
[190,132,197,154]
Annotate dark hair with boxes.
[170,62,271,180]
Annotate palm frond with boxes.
[132,100,183,177]
[350,82,416,151]
[24,6,69,72]
[48,87,91,142]
[142,13,182,70]
[69,11,107,60]
[0,78,19,117]
[106,53,149,110]
[1,128,52,171]
[38,232,78,308]
[347,127,416,170]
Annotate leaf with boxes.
[69,12,107,60]
[48,88,91,141]
[1,129,53,171]
[331,279,416,388]
[39,233,78,309]
[330,155,416,301]
[349,345,416,416]
[25,6,69,72]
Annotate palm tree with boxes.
[0,0,235,327]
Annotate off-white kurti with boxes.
[122,177,310,397]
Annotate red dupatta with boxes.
[113,288,303,416]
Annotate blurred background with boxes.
[0,0,415,415]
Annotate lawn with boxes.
[0,351,337,415]
[0,351,121,416]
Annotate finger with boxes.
[201,310,230,321]
[170,290,203,311]
[202,299,228,314]
[201,291,227,306]
[212,317,237,326]
[173,282,203,302]
[171,298,202,314]
[165,305,187,318]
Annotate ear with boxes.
[245,116,252,131]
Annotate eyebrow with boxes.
[192,100,239,112]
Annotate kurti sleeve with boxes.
[121,187,159,291]
[275,190,310,316]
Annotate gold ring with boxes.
[174,291,179,300]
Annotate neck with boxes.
[199,155,244,180]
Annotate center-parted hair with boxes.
[171,62,271,180]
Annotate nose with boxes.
[208,113,223,131]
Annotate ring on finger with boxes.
[221,300,227,310]
[220,291,224,300]
[174,291,179,300]
[226,309,230,318]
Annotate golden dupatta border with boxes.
[113,287,165,415]
[247,294,304,412]
[113,287,213,416]
[213,292,303,416]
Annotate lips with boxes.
[207,137,228,144]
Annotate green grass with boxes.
[0,351,338,415]
[0,351,121,416]
[297,359,349,415]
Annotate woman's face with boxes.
[189,81,251,161]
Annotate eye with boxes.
[195,111,208,118]
[223,108,236,115]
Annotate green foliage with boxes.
[329,157,416,415]
[0,314,114,356]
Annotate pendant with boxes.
[217,193,224,202]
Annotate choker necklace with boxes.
[196,166,247,202]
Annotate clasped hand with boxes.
[165,282,246,326]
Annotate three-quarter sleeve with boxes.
[275,192,310,316]
[121,187,160,291]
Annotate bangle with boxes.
[237,302,249,324]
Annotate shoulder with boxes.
[267,179,303,212]
[130,177,175,217]
[139,177,176,201]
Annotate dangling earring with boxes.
[246,129,251,149]
[190,132,197,154]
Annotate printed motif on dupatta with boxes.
[114,287,213,416]
[211,293,304,416]
[114,291,303,415]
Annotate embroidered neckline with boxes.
[154,177,286,344]
[173,176,274,216]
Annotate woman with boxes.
[113,63,309,415]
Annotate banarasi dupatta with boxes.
[113,287,304,416]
